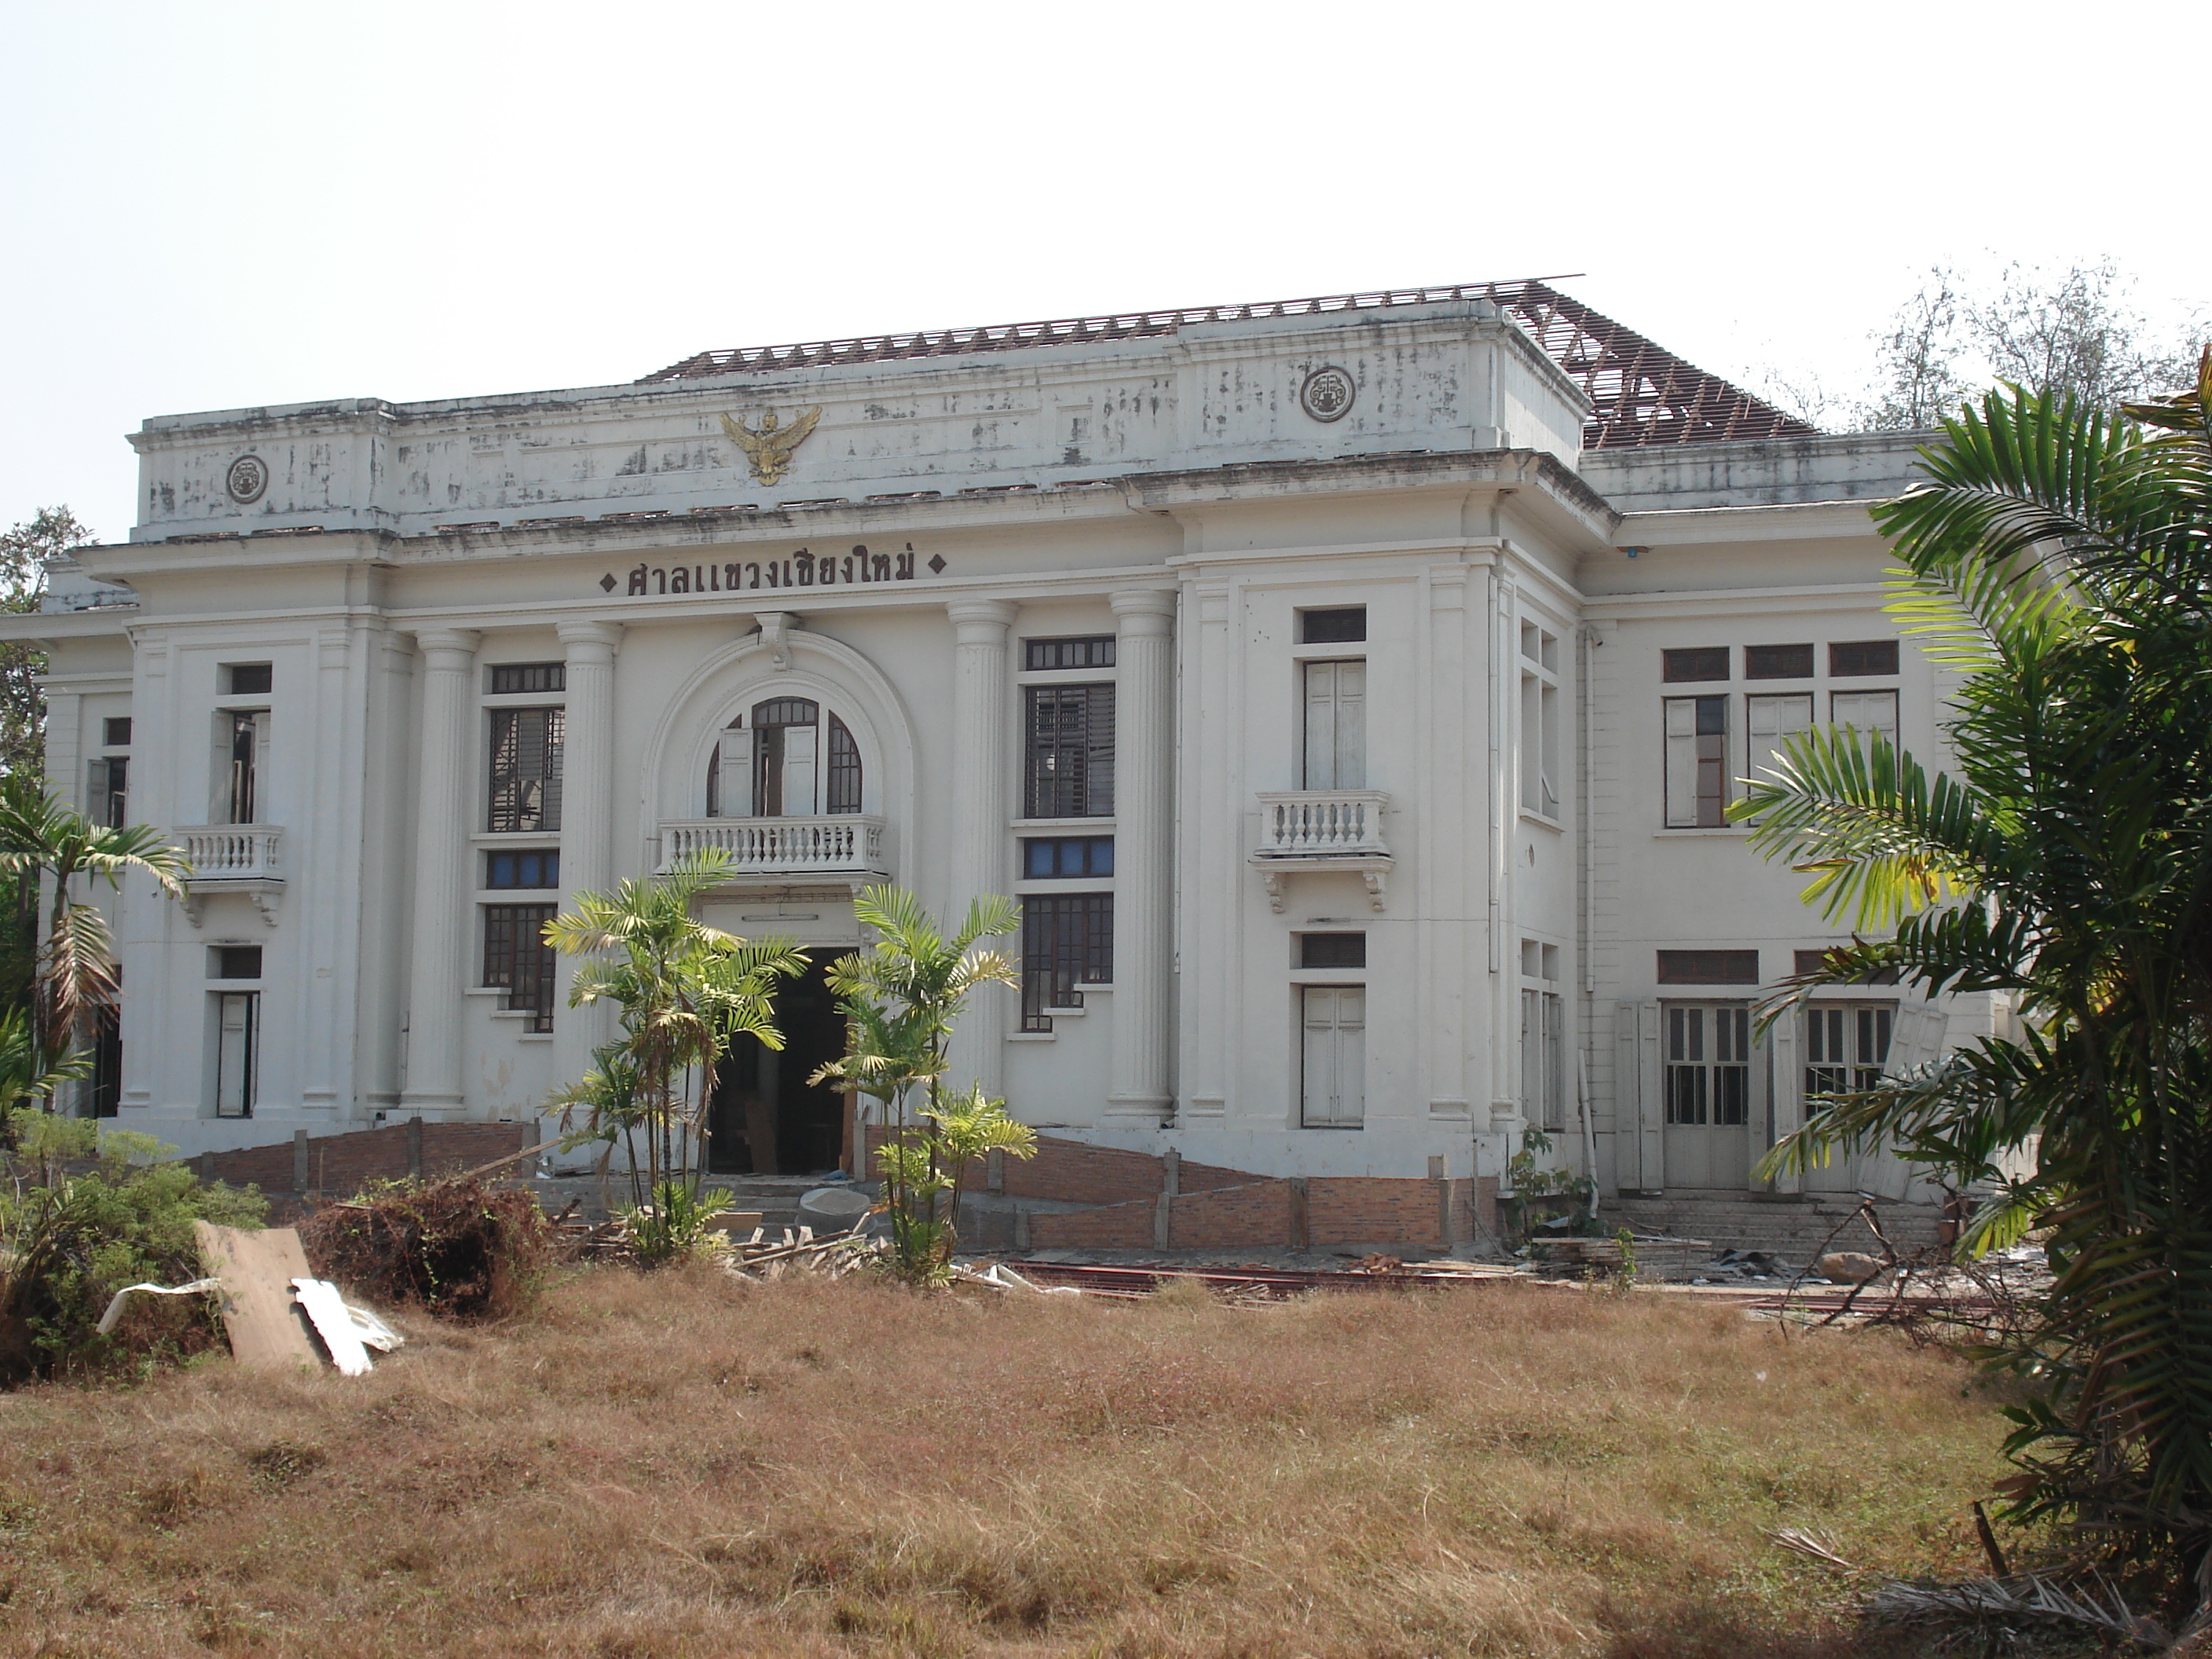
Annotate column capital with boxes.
[1111,588,1176,632]
[412,628,481,669]
[947,598,1018,643]
[556,619,625,661]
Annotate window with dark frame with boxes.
[224,663,273,698]
[213,946,262,979]
[1807,1003,1894,1096]
[487,707,564,833]
[1024,635,1115,672]
[102,717,131,747]
[1830,639,1900,677]
[88,757,127,828]
[1662,695,1728,826]
[1020,893,1113,1032]
[1745,643,1814,679]
[1664,1005,1750,1126]
[1657,949,1760,985]
[488,662,566,695]
[826,712,862,813]
[1300,607,1367,644]
[1662,646,1730,683]
[88,1009,121,1119]
[487,849,561,889]
[483,903,558,1033]
[1023,837,1114,878]
[1298,933,1366,969]
[225,712,259,824]
[1024,683,1115,818]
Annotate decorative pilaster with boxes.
[400,628,480,1115]
[552,621,622,1101]
[946,599,1017,1099]
[1108,588,1175,1117]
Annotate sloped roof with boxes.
[640,279,1818,451]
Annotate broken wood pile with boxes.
[1547,1234,1712,1276]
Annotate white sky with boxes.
[4,0,2205,544]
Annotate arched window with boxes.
[706,699,863,817]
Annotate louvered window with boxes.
[1020,893,1113,1031]
[483,903,558,1033]
[1024,684,1115,818]
[488,708,564,833]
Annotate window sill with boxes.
[465,986,507,998]
[490,1007,548,1024]
[1518,810,1565,833]
[1009,816,1116,832]
[474,832,562,845]
[1654,827,1751,838]
[1008,1031,1057,1043]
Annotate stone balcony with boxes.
[178,825,284,927]
[657,815,892,886]
[1250,790,1393,912]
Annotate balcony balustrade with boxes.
[178,825,284,927]
[1251,790,1393,912]
[657,815,891,882]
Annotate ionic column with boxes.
[1108,589,1176,1117]
[400,628,480,1115]
[552,621,623,1099]
[946,599,1018,1101]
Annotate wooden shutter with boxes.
[1745,694,1812,800]
[1613,1000,1664,1189]
[216,992,255,1118]
[1769,1007,1803,1194]
[1302,987,1364,1126]
[713,726,753,817]
[1833,690,1899,742]
[1304,662,1366,791]
[782,722,818,817]
[87,758,109,823]
[1086,684,1115,815]
[1664,699,1700,827]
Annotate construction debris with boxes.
[189,1221,401,1375]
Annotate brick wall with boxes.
[1164,1181,1294,1248]
[1026,1198,1156,1251]
[862,1129,1265,1205]
[195,1120,530,1196]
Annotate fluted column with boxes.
[552,621,623,1101]
[400,628,480,1115]
[1109,589,1176,1116]
[947,599,1018,1101]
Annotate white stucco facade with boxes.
[12,283,1978,1206]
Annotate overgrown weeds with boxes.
[0,1268,2012,1656]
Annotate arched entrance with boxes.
[706,950,850,1176]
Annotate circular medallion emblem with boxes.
[1299,364,1357,423]
[226,455,269,504]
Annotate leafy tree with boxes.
[810,885,1032,1282]
[1736,351,2212,1615]
[0,775,189,1096]
[1863,261,2197,430]
[544,848,806,1254]
[0,507,93,779]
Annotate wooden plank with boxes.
[192,1221,321,1370]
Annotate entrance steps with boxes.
[1602,1190,1947,1259]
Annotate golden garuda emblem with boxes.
[720,405,822,486]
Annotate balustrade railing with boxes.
[658,815,888,876]
[1253,792,1391,857]
[180,826,284,879]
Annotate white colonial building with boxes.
[11,281,1983,1213]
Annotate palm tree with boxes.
[0,777,189,1091]
[810,885,1029,1279]
[544,848,807,1212]
[1734,350,2212,1614]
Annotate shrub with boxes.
[0,1108,266,1383]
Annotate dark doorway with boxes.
[708,950,849,1176]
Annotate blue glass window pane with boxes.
[1090,838,1113,876]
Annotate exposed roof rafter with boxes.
[640,280,1818,451]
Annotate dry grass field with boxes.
[0,1269,2011,1659]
